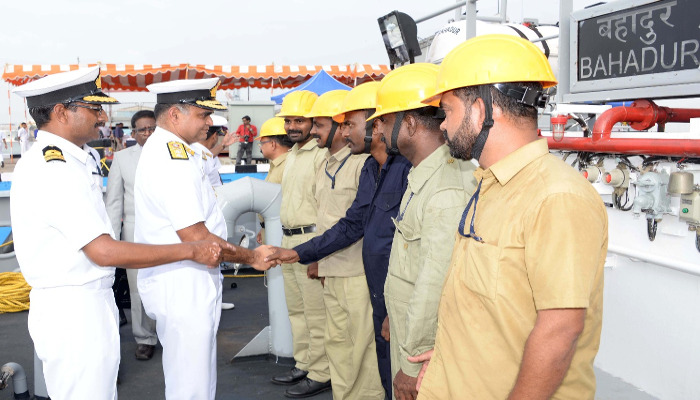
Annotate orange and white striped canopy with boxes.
[2,63,391,91]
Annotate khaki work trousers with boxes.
[385,293,415,400]
[282,233,330,382]
[324,275,385,400]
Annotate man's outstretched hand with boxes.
[251,245,278,271]
[265,247,301,264]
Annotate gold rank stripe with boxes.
[42,145,66,163]
[167,141,189,160]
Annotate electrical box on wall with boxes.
[680,191,700,224]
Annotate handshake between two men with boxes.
[195,238,316,278]
[190,238,279,271]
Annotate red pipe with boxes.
[547,137,700,157]
[545,99,700,157]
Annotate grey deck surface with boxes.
[1,273,655,400]
[0,274,331,400]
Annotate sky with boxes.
[0,0,598,126]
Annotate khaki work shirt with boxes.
[280,140,327,228]
[259,151,289,229]
[419,139,608,400]
[384,144,477,376]
[315,146,369,277]
[266,151,288,185]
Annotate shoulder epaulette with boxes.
[167,141,189,160]
[42,145,65,163]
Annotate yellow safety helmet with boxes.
[423,34,557,103]
[333,81,381,123]
[276,90,318,117]
[368,63,440,121]
[256,117,286,139]
[305,90,350,118]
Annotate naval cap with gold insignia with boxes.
[147,78,226,111]
[12,66,118,108]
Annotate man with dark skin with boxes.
[371,64,476,400]
[298,90,383,399]
[271,90,331,398]
[267,82,411,399]
[411,35,606,400]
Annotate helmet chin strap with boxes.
[470,86,494,161]
[363,110,374,154]
[386,111,404,156]
[323,121,339,149]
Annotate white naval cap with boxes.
[147,78,227,111]
[210,115,228,127]
[12,66,118,108]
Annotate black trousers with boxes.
[236,142,253,165]
[370,295,392,399]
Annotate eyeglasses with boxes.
[69,103,104,116]
[259,140,272,145]
[134,126,157,134]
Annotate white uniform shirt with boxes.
[18,127,29,143]
[191,142,223,188]
[11,130,114,288]
[134,127,226,279]
[83,144,104,188]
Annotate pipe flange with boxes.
[630,99,658,131]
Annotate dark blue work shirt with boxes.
[295,154,410,297]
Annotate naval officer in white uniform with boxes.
[105,109,160,360]
[135,78,274,400]
[10,67,230,400]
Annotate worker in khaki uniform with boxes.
[410,35,607,400]
[307,89,383,399]
[256,117,293,245]
[375,64,478,400]
[272,90,332,398]
[265,81,409,400]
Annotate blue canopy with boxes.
[271,69,351,104]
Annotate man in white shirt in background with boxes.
[18,122,30,155]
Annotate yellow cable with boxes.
[0,240,13,248]
[222,274,265,278]
[0,272,31,313]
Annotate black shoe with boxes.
[284,378,331,398]
[118,308,127,327]
[135,344,155,361]
[271,367,308,385]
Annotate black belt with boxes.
[282,225,316,236]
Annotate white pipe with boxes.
[215,177,292,359]
[415,1,467,23]
[33,350,48,399]
[608,243,700,277]
[0,362,29,398]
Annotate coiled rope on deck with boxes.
[0,272,31,313]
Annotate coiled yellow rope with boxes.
[0,272,31,313]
